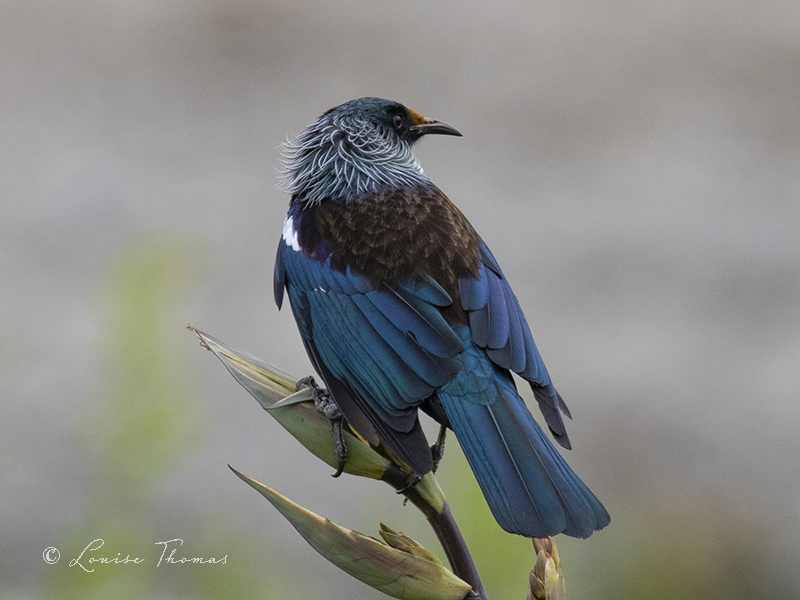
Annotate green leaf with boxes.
[379,523,444,565]
[191,327,391,480]
[190,327,297,401]
[231,468,471,600]
[412,472,447,515]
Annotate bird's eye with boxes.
[392,114,404,130]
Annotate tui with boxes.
[273,97,610,538]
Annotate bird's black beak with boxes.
[410,118,462,138]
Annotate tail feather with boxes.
[439,368,609,539]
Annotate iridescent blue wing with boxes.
[275,239,464,472]
[459,240,572,448]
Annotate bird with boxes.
[273,97,610,539]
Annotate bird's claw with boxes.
[329,417,347,477]
[395,471,423,494]
[430,424,447,473]
[395,425,446,493]
[296,376,347,477]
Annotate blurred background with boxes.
[3,0,799,598]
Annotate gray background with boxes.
[3,1,799,598]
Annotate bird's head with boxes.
[280,97,461,205]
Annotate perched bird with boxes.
[274,97,610,538]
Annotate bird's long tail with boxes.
[438,364,609,539]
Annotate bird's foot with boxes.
[395,471,423,494]
[296,376,347,477]
[296,376,341,419]
[430,424,447,473]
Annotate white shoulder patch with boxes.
[282,215,301,252]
